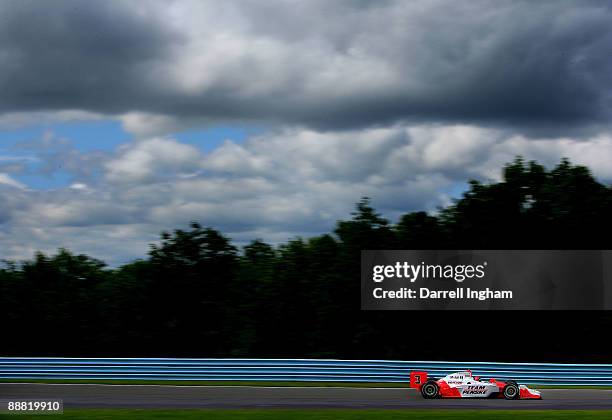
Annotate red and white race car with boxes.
[410,370,542,400]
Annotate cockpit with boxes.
[445,370,472,380]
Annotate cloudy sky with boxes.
[1,0,612,265]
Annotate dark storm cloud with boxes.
[1,0,611,132]
[0,0,179,113]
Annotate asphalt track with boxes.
[2,384,612,410]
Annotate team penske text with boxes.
[373,287,513,301]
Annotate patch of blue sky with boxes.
[173,124,265,152]
[0,119,128,152]
[1,118,263,154]
[446,182,469,202]
[0,119,266,189]
[44,120,129,152]
[15,171,73,190]
[0,125,41,145]
[0,119,125,189]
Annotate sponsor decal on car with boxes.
[462,385,488,395]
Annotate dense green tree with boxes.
[147,223,238,355]
[1,159,612,361]
[396,211,442,249]
[2,250,108,355]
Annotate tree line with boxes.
[2,158,612,361]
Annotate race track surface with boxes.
[2,384,612,410]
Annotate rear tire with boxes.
[503,381,520,400]
[421,380,439,399]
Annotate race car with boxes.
[410,370,542,400]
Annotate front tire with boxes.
[421,380,439,399]
[503,381,520,400]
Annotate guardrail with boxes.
[1,358,612,386]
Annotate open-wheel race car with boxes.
[410,370,542,400]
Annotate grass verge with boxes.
[3,409,612,420]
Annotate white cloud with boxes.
[105,137,203,184]
[483,134,612,181]
[69,183,88,190]
[119,112,205,138]
[1,124,612,265]
[0,173,25,189]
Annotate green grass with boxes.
[1,379,611,389]
[3,409,612,420]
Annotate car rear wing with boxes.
[410,371,428,389]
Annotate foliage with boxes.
[1,158,612,360]
[2,409,612,420]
